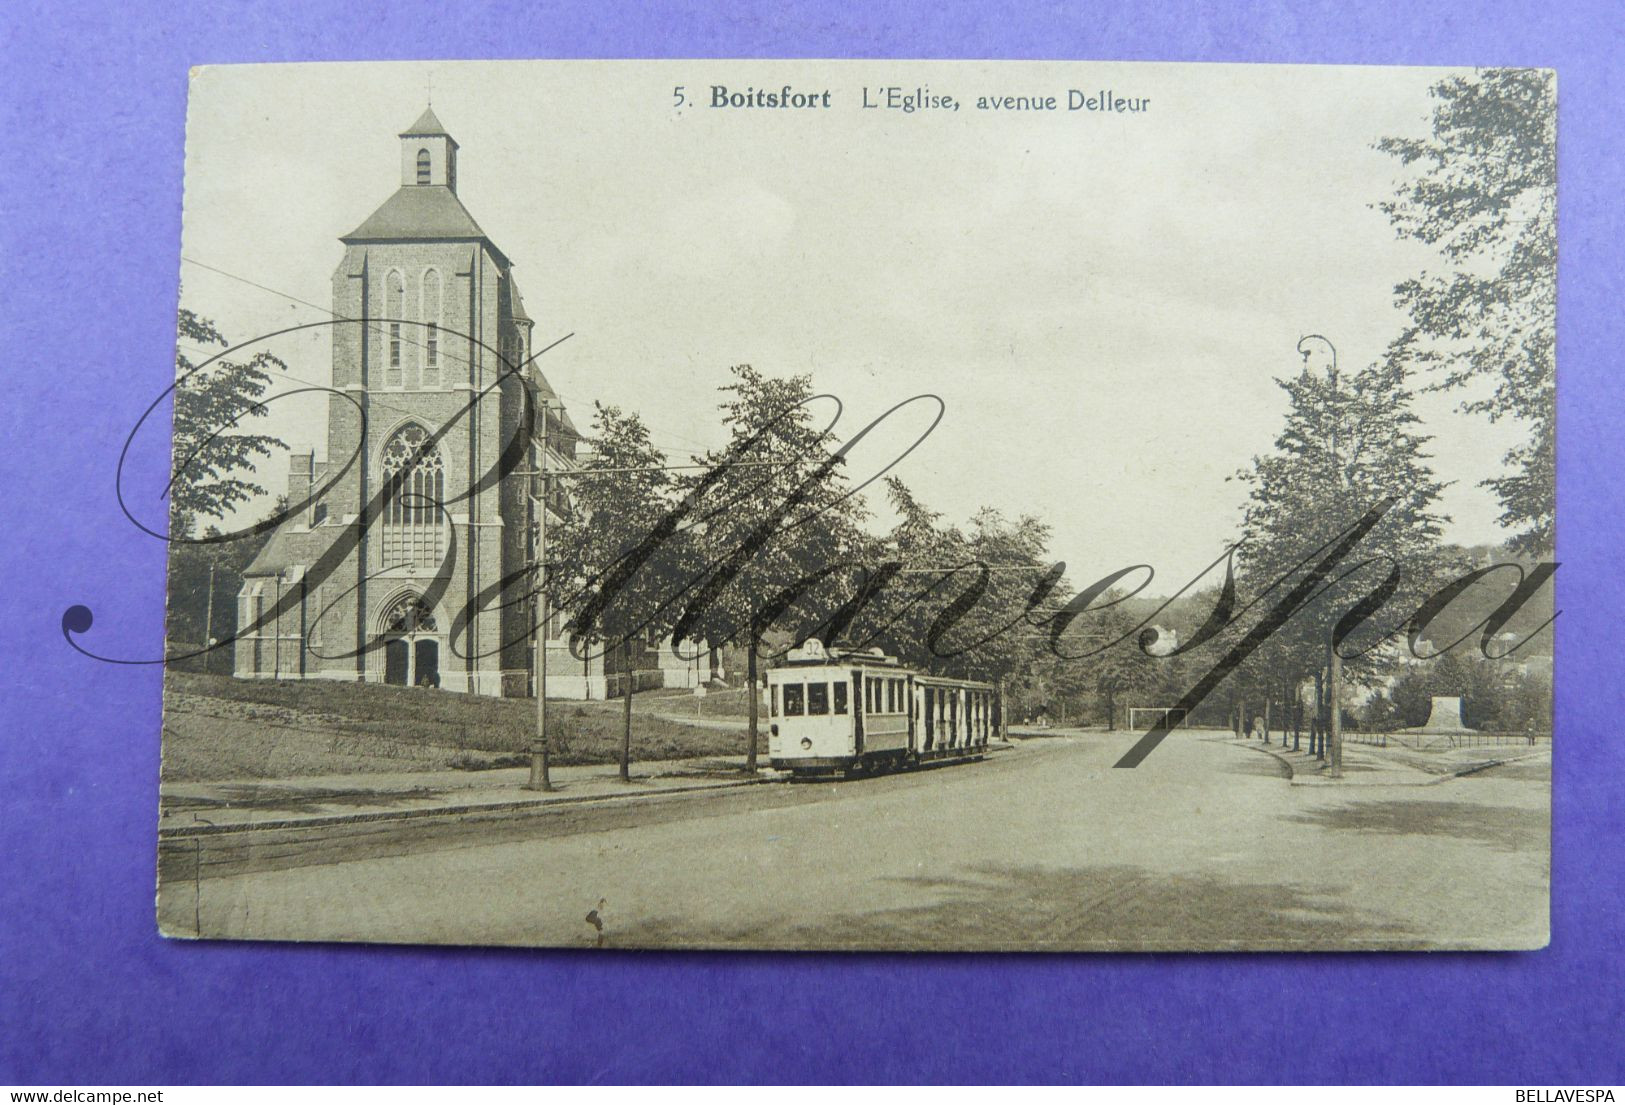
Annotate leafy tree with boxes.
[849,477,1066,728]
[1234,347,1456,771]
[549,403,691,781]
[838,476,954,664]
[165,513,279,667]
[948,508,1055,685]
[165,309,288,672]
[675,365,866,771]
[1499,669,1554,735]
[1226,634,1298,741]
[1377,68,1556,552]
[1387,650,1550,732]
[1362,693,1399,733]
[893,506,1053,685]
[1089,607,1164,730]
[171,308,287,537]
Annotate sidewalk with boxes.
[1229,734,1549,786]
[158,753,771,837]
[161,739,1024,837]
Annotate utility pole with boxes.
[526,399,554,792]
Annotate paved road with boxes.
[160,731,1550,951]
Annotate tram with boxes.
[765,639,1000,776]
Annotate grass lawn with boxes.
[162,670,752,782]
[633,683,757,718]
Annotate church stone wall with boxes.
[231,112,632,703]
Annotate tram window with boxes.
[783,684,804,716]
[885,680,895,713]
[770,685,779,717]
[834,682,848,714]
[808,682,829,716]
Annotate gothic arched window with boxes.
[380,424,445,567]
[383,593,438,634]
[416,148,432,185]
[384,270,407,389]
[421,268,442,388]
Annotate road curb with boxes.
[1230,738,1546,787]
[1427,748,1549,782]
[158,773,775,839]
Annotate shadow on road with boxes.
[1220,749,1292,780]
[621,862,1421,951]
[1286,799,1548,855]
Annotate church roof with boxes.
[244,519,342,577]
[341,186,507,263]
[509,275,532,323]
[344,185,485,239]
[400,105,454,140]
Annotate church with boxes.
[233,108,701,698]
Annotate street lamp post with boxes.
[526,398,555,792]
[202,560,216,674]
[1298,333,1344,780]
[512,400,807,791]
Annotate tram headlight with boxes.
[800,738,813,750]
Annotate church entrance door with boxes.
[384,638,410,685]
[414,639,440,688]
[380,594,441,689]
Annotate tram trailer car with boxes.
[766,640,999,776]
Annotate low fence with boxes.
[1238,722,1549,752]
[1345,728,1551,750]
[603,668,666,700]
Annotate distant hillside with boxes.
[1110,541,1554,658]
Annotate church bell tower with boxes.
[399,106,458,191]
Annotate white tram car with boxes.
[766,639,1000,776]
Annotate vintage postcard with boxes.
[151,60,1555,950]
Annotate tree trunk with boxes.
[745,641,759,773]
[1327,629,1343,778]
[1313,667,1327,760]
[1292,684,1302,752]
[620,639,634,782]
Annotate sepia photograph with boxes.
[147,59,1556,952]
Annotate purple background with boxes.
[2,0,1619,1085]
